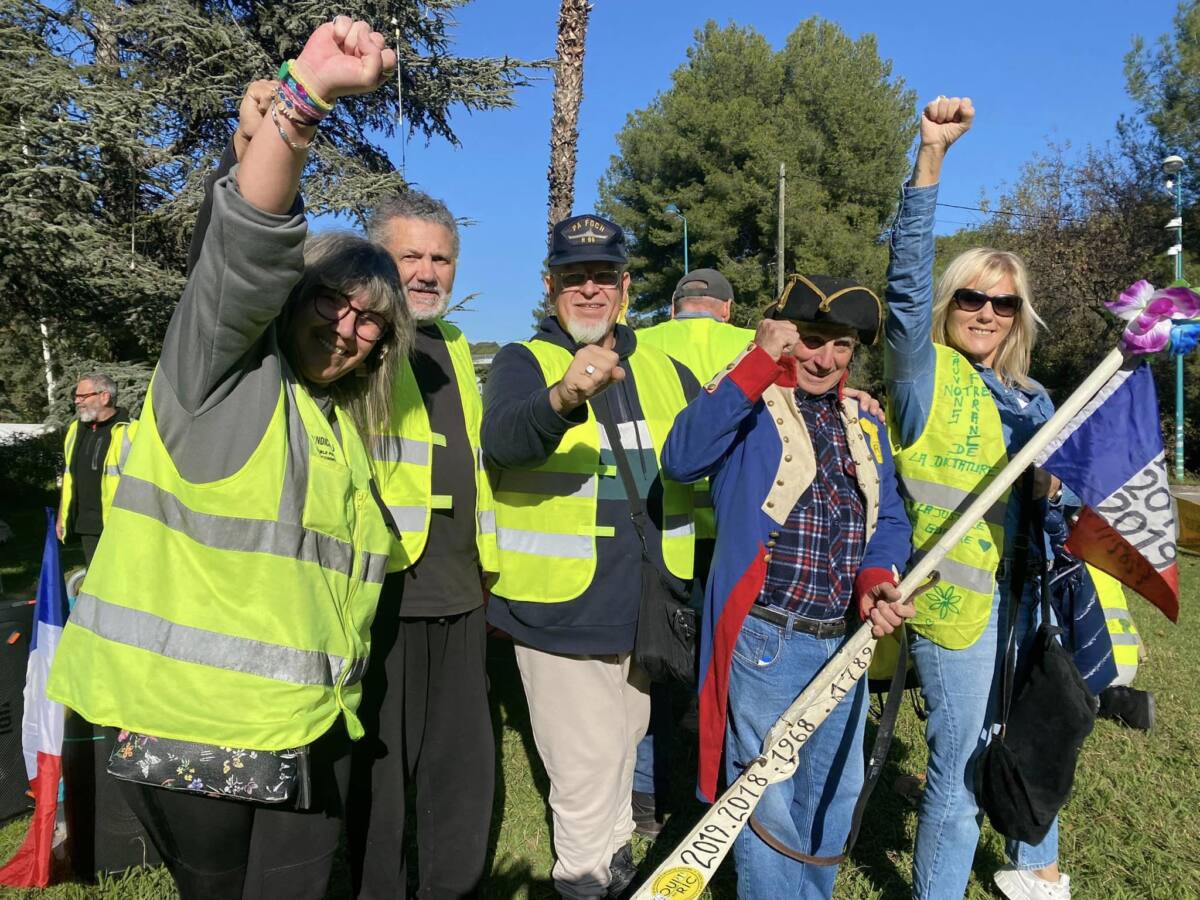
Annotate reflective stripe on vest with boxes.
[47,349,392,751]
[71,591,367,688]
[490,339,694,603]
[113,475,388,585]
[371,321,498,574]
[893,344,1009,649]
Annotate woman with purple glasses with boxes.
[884,96,1071,900]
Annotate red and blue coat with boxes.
[661,344,913,802]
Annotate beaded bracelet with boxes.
[276,84,322,128]
[278,59,334,115]
[271,101,317,151]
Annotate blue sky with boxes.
[351,0,1180,345]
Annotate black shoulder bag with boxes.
[597,413,698,684]
[977,474,1097,845]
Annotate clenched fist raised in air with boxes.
[912,95,974,188]
[753,319,800,361]
[549,345,626,414]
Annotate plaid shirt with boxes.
[756,390,867,621]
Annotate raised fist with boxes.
[919,95,974,153]
[550,345,626,414]
[233,79,277,161]
[753,319,799,361]
[293,16,397,104]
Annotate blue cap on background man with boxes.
[547,215,628,268]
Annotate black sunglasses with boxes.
[951,288,1022,318]
[558,269,622,288]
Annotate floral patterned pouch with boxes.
[107,731,311,808]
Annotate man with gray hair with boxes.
[347,190,498,899]
[56,372,136,565]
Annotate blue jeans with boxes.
[910,583,1059,900]
[724,614,867,900]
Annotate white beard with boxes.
[407,283,450,323]
[563,318,612,346]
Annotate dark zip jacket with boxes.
[481,317,699,655]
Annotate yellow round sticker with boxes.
[651,867,705,899]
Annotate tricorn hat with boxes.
[768,274,882,345]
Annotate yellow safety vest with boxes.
[892,344,1010,649]
[636,318,755,543]
[490,340,695,603]
[59,417,138,538]
[636,317,756,385]
[47,355,393,750]
[370,321,498,575]
[1090,565,1141,687]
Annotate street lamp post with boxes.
[1164,154,1185,479]
[665,203,688,273]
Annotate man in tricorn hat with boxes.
[661,274,914,898]
[482,214,700,898]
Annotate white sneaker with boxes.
[994,865,1071,900]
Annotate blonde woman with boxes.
[884,97,1070,900]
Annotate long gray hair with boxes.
[281,231,412,439]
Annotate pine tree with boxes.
[0,0,543,419]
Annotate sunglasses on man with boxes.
[558,270,622,288]
[951,287,1023,318]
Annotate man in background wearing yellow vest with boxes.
[630,268,753,836]
[482,214,700,899]
[56,372,135,565]
[347,192,499,899]
[637,268,755,381]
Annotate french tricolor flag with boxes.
[0,508,69,887]
[1036,363,1180,622]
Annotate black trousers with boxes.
[347,604,495,899]
[119,726,351,900]
[80,534,101,566]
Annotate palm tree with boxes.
[546,0,591,239]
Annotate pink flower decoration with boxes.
[1106,281,1200,355]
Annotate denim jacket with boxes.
[883,183,1058,560]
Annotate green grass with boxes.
[2,559,1197,899]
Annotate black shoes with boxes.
[1098,686,1155,731]
[607,842,638,899]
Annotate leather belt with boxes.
[747,604,848,638]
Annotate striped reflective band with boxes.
[663,514,695,540]
[495,469,597,498]
[388,505,427,532]
[497,526,614,559]
[598,420,653,451]
[900,476,1007,527]
[694,488,713,509]
[910,549,996,595]
[116,476,388,585]
[71,592,365,687]
[371,436,430,466]
[118,431,133,467]
[478,509,496,534]
[105,466,121,477]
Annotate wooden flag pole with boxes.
[632,347,1128,898]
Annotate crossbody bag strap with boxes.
[594,395,653,560]
[998,470,1037,734]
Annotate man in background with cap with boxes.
[637,268,755,383]
[661,274,913,898]
[628,268,753,838]
[481,214,700,898]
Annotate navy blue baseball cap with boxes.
[547,215,628,268]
